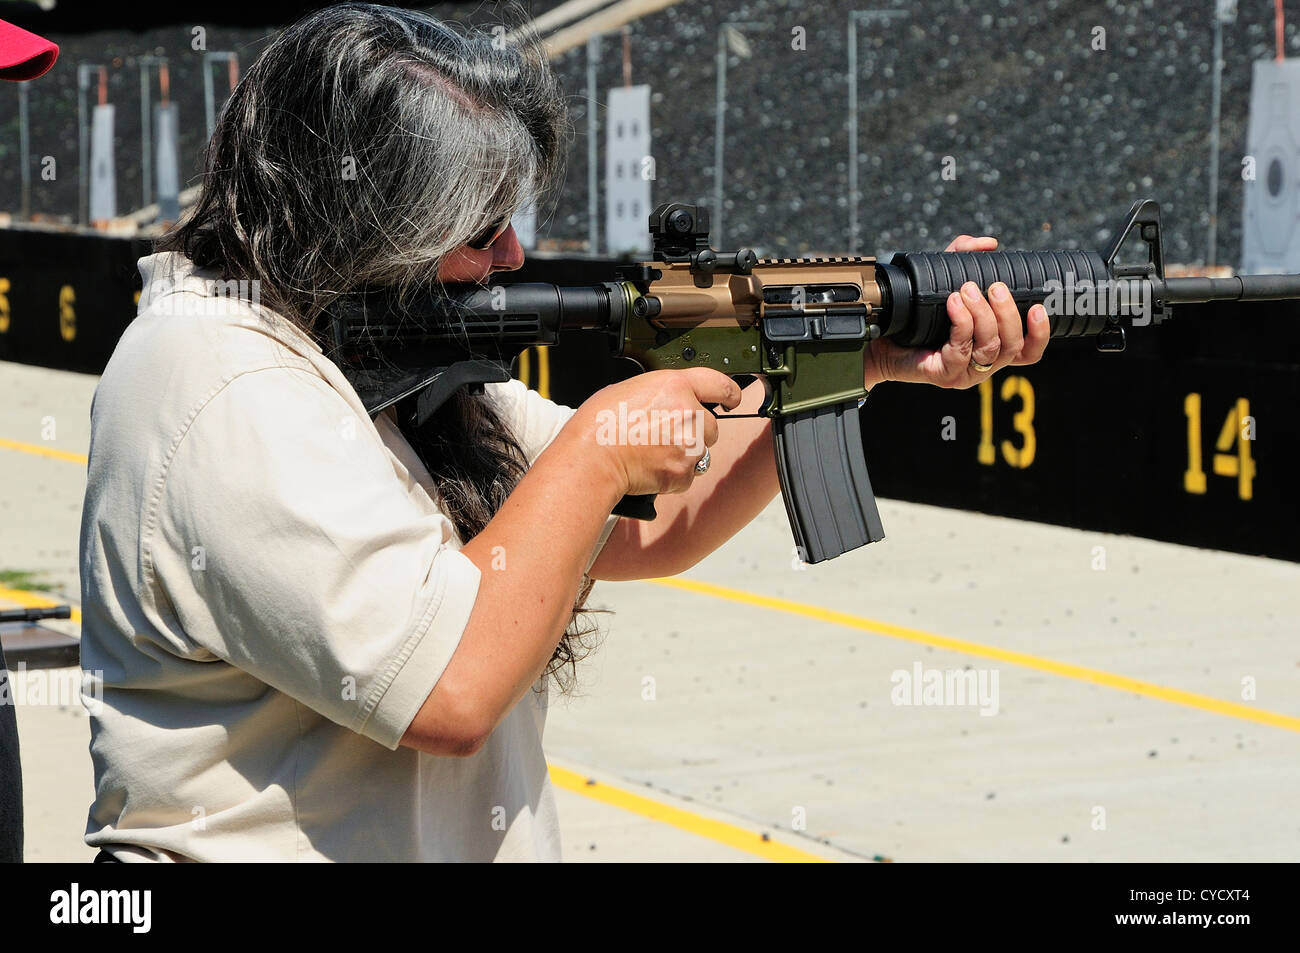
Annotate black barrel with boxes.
[1163,274,1300,304]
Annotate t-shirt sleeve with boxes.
[484,377,620,573]
[149,366,481,750]
[484,377,577,466]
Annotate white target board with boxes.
[1242,59,1300,273]
[89,103,116,222]
[605,85,651,256]
[155,103,180,222]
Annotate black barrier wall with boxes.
[2,230,1296,562]
[0,229,152,374]
[858,303,1299,562]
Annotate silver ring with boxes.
[969,357,994,373]
[694,447,711,475]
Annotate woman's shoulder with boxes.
[135,252,323,359]
[91,254,360,452]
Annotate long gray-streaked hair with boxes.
[159,1,601,691]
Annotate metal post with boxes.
[848,20,857,253]
[155,60,179,223]
[18,82,30,220]
[202,52,238,141]
[77,64,93,225]
[1207,0,1237,266]
[714,27,726,246]
[587,34,600,254]
[203,58,214,142]
[714,22,771,248]
[139,56,164,209]
[848,9,908,253]
[1207,20,1223,266]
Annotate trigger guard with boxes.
[755,376,776,417]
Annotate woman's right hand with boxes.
[566,368,743,499]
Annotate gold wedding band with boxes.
[969,358,994,373]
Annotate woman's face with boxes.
[435,224,525,283]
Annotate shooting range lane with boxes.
[544,499,1300,862]
[648,577,1300,734]
[0,361,94,600]
[4,360,1297,862]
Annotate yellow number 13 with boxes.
[978,376,1036,469]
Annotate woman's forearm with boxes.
[405,422,623,753]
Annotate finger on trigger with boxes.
[725,377,743,410]
[683,366,742,410]
[702,410,719,448]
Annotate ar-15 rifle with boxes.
[330,199,1300,564]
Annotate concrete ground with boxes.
[3,358,1298,862]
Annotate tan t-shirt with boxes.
[79,252,616,862]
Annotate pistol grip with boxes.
[613,493,658,521]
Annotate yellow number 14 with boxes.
[1184,394,1255,500]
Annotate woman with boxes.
[79,2,1048,862]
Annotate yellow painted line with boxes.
[547,762,832,863]
[0,438,85,624]
[649,576,1300,735]
[0,438,88,465]
[0,587,81,625]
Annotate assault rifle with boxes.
[330,200,1300,563]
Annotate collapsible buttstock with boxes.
[772,403,885,564]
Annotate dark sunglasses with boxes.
[466,214,512,250]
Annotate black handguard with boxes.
[881,199,1300,352]
[886,249,1114,350]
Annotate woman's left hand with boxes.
[862,234,1051,391]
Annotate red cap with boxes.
[0,18,58,81]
